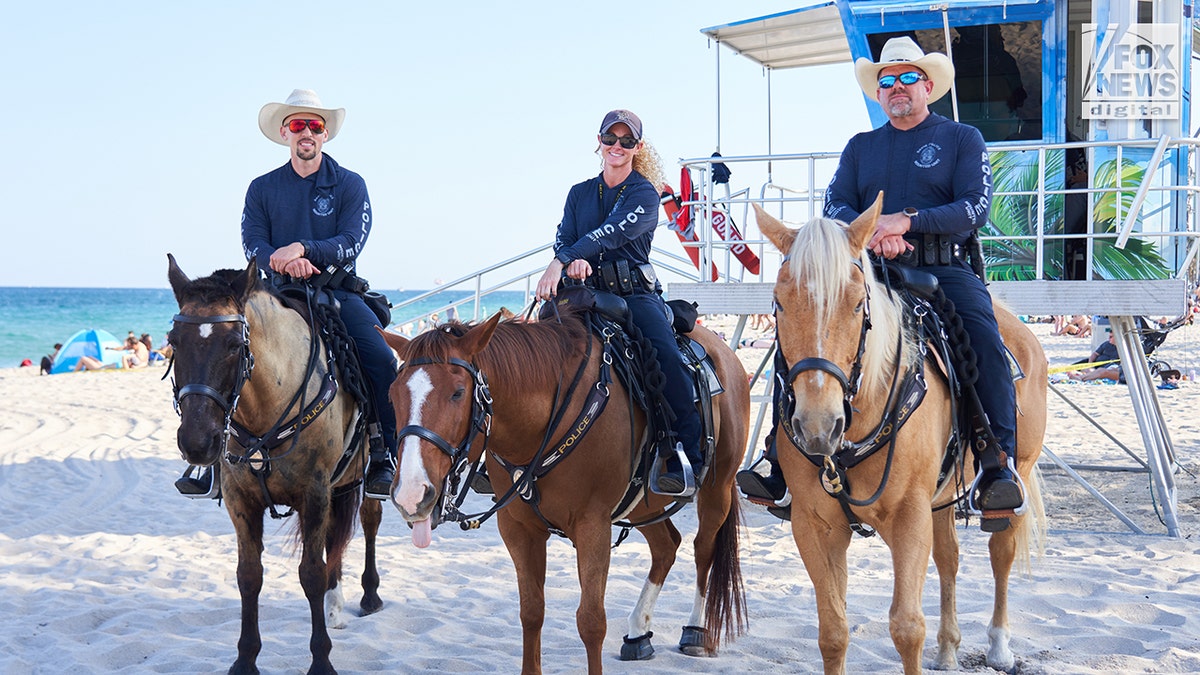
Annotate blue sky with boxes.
[4,1,868,290]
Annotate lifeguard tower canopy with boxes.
[702,0,1195,144]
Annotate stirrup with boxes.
[965,456,1027,518]
[175,464,220,500]
[648,443,696,499]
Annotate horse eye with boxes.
[854,300,864,314]
[451,387,466,401]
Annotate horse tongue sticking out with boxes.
[412,517,433,548]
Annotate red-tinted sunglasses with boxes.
[286,119,326,134]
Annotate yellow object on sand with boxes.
[1047,359,1119,375]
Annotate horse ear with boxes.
[377,326,409,355]
[846,191,884,254]
[167,253,191,304]
[752,204,796,255]
[460,312,503,358]
[230,259,259,301]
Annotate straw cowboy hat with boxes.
[257,89,346,145]
[854,36,955,103]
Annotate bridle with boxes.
[773,255,929,523]
[395,355,496,525]
[170,312,255,460]
[774,256,872,446]
[169,297,341,518]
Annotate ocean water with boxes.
[0,287,531,368]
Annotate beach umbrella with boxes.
[49,328,124,374]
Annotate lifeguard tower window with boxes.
[868,23,1043,142]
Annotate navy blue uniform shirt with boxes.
[553,171,659,267]
[241,153,371,274]
[824,113,991,244]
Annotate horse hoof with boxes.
[620,631,655,661]
[679,625,714,657]
[359,595,383,616]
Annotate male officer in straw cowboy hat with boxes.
[740,37,1024,527]
[240,89,398,499]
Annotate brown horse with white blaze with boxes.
[167,254,384,675]
[379,311,750,674]
[751,201,1047,674]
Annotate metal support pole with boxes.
[1108,314,1179,536]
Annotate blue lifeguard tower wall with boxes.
[828,0,1194,281]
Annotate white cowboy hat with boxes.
[854,37,955,103]
[257,89,345,145]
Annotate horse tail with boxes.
[703,483,748,649]
[326,486,363,571]
[1013,463,1046,574]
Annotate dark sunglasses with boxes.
[286,118,326,134]
[878,71,927,89]
[599,133,638,149]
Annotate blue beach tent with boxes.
[50,328,124,374]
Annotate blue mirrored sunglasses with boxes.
[878,71,927,89]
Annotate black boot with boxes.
[974,465,1023,511]
[364,455,395,500]
[737,463,787,503]
[737,432,787,503]
[364,429,396,500]
[175,464,219,499]
[651,442,697,499]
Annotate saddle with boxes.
[872,261,1023,488]
[539,285,724,516]
[268,276,377,485]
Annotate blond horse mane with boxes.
[783,217,920,396]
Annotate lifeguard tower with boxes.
[668,0,1197,536]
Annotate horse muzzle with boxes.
[790,409,845,458]
[393,480,438,523]
[176,423,225,466]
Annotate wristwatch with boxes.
[902,207,918,219]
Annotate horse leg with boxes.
[883,505,934,675]
[298,492,336,675]
[358,497,384,615]
[229,504,265,675]
[985,521,1019,670]
[622,520,681,660]
[930,506,961,670]
[685,483,745,656]
[499,512,550,675]
[573,516,615,674]
[791,511,853,675]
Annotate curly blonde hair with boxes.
[596,139,665,193]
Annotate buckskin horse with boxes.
[751,200,1046,674]
[167,254,384,675]
[378,309,749,674]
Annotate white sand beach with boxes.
[1,319,1198,674]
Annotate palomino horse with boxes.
[378,310,750,674]
[167,254,384,675]
[751,202,1047,674]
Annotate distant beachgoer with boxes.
[1069,332,1121,382]
[142,333,167,363]
[40,342,62,375]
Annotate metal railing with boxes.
[676,137,1200,287]
[394,137,1200,331]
